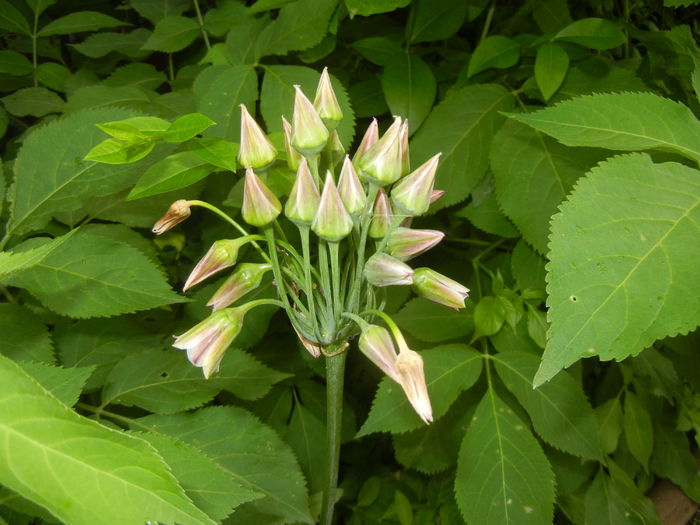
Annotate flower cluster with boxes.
[153,68,469,423]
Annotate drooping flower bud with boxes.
[285,157,321,225]
[396,349,433,423]
[391,153,441,217]
[184,237,252,291]
[207,263,272,311]
[313,67,343,129]
[368,189,391,239]
[152,199,191,235]
[282,116,302,171]
[238,104,277,169]
[352,118,378,164]
[364,253,414,287]
[338,156,366,215]
[358,324,400,383]
[242,168,282,227]
[412,267,469,310]
[292,85,329,154]
[358,116,403,185]
[387,227,444,260]
[399,119,410,175]
[311,171,354,241]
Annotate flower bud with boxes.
[368,189,391,239]
[311,171,354,241]
[313,67,343,128]
[292,85,329,154]
[282,116,302,171]
[399,119,410,175]
[391,153,441,217]
[328,130,345,167]
[285,157,321,225]
[387,227,444,260]
[358,116,403,185]
[352,118,378,164]
[412,267,469,310]
[430,189,445,204]
[207,263,272,311]
[364,253,414,287]
[358,324,400,383]
[338,156,366,215]
[242,168,282,227]
[239,104,277,169]
[396,349,432,423]
[184,237,250,291]
[152,199,191,235]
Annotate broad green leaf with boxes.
[407,0,468,43]
[6,233,185,318]
[97,116,170,141]
[650,423,696,488]
[381,54,436,132]
[623,392,653,469]
[0,231,77,280]
[455,389,555,525]
[456,174,519,238]
[345,0,410,17]
[0,51,32,76]
[104,63,166,90]
[467,35,520,78]
[532,0,572,32]
[628,348,679,401]
[554,18,625,50]
[607,461,662,524]
[19,362,93,407]
[526,307,547,348]
[535,42,569,101]
[410,84,513,211]
[473,295,507,339]
[36,62,70,91]
[142,16,199,53]
[351,37,404,67]
[491,118,603,254]
[84,138,155,164]
[536,154,700,385]
[65,85,152,113]
[285,403,327,493]
[71,29,152,58]
[38,11,128,36]
[358,345,482,436]
[194,65,258,142]
[225,15,268,64]
[509,93,700,163]
[2,87,64,117]
[550,58,648,104]
[393,297,472,342]
[138,406,314,524]
[25,0,56,15]
[130,0,190,24]
[0,304,53,364]
[163,113,216,142]
[596,397,622,455]
[0,354,215,525]
[494,351,603,460]
[394,490,413,525]
[128,150,214,199]
[0,0,31,35]
[210,348,291,400]
[188,137,238,172]
[583,471,630,525]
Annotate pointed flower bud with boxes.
[358,324,400,383]
[388,227,444,260]
[207,263,272,311]
[338,156,366,215]
[352,118,378,165]
[396,348,433,423]
[328,129,345,167]
[152,199,191,235]
[313,67,343,128]
[242,168,282,227]
[358,116,403,185]
[311,171,354,241]
[282,116,302,171]
[239,104,277,169]
[364,253,414,287]
[413,267,469,310]
[391,153,441,217]
[285,157,321,225]
[292,85,329,154]
[430,189,445,204]
[400,119,410,175]
[173,307,246,378]
[184,237,252,291]
[368,189,391,239]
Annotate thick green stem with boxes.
[320,346,347,525]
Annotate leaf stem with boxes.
[192,0,211,51]
[300,226,321,341]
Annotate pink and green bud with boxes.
[413,267,469,310]
[388,227,444,260]
[184,237,251,291]
[207,263,272,311]
[285,157,321,225]
[368,189,391,239]
[338,156,366,215]
[391,153,441,217]
[238,104,277,169]
[399,120,410,175]
[329,130,345,167]
[430,189,445,204]
[358,324,400,383]
[396,349,433,423]
[292,85,329,154]
[364,253,414,287]
[352,118,378,165]
[311,171,354,241]
[242,168,282,227]
[173,307,245,378]
[313,67,343,128]
[282,116,302,171]
[152,199,191,235]
[358,116,403,185]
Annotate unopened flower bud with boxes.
[285,157,321,225]
[364,253,414,287]
[388,227,444,260]
[430,189,445,203]
[152,199,191,235]
[358,116,403,185]
[207,263,272,311]
[184,237,252,291]
[242,168,282,227]
[313,67,343,128]
[338,156,366,215]
[358,324,400,383]
[368,189,391,239]
[391,153,441,217]
[328,130,345,167]
[413,267,469,310]
[396,349,432,423]
[352,118,378,164]
[312,171,353,241]
[239,104,277,169]
[292,85,329,154]
[282,116,302,171]
[399,120,410,175]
